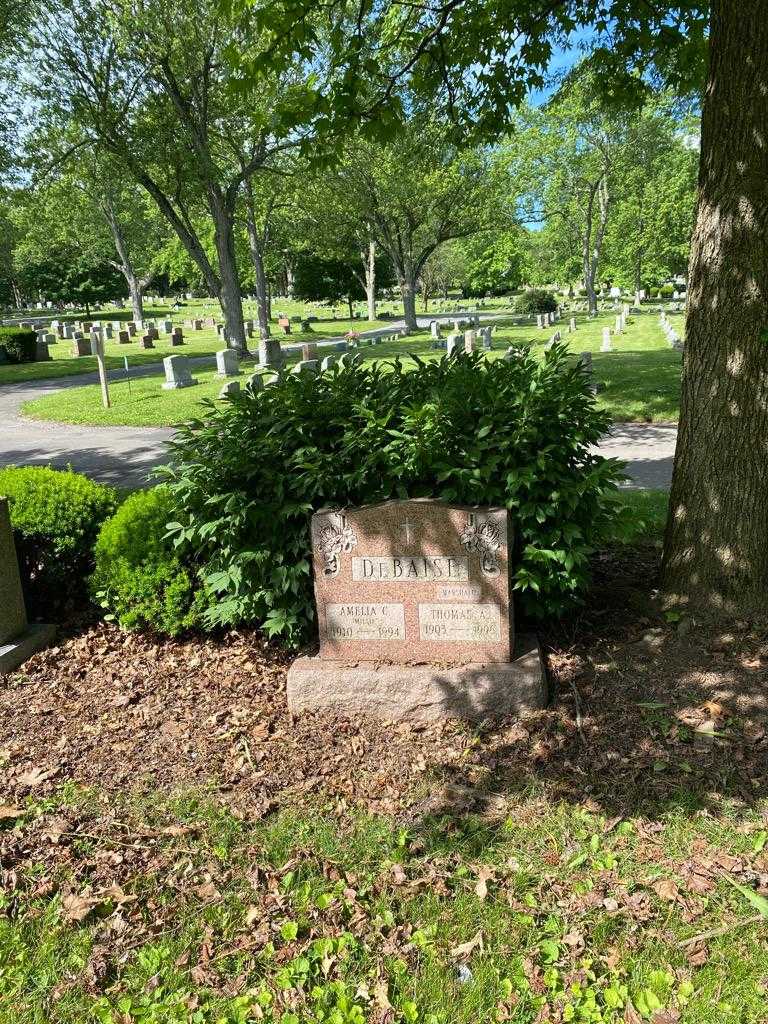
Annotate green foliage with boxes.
[514,289,557,314]
[162,348,628,646]
[92,488,203,637]
[458,230,526,296]
[0,326,36,363]
[0,466,118,617]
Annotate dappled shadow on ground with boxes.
[413,543,768,847]
[0,443,167,488]
[2,544,766,842]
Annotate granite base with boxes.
[287,634,547,723]
[0,624,56,674]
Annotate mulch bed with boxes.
[2,543,767,825]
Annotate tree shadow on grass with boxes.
[411,541,768,849]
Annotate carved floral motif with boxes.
[318,513,358,577]
[460,513,502,577]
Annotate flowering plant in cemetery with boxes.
[160,346,630,645]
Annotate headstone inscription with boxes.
[286,499,546,722]
[0,499,55,672]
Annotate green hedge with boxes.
[513,289,557,314]
[91,488,204,636]
[0,327,36,363]
[0,467,118,617]
[160,348,630,646]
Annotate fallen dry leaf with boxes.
[474,865,494,900]
[652,878,679,902]
[373,980,392,1011]
[450,930,484,960]
[0,806,23,820]
[62,892,99,923]
[17,765,59,789]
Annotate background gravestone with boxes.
[0,499,56,673]
[287,498,546,722]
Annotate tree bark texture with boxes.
[210,187,247,352]
[662,0,768,613]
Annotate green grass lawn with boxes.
[20,311,682,428]
[4,782,767,1023]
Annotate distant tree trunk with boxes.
[662,0,768,614]
[362,240,377,320]
[11,280,23,309]
[101,197,150,323]
[582,175,610,314]
[127,277,145,322]
[399,266,418,330]
[245,218,270,339]
[243,180,272,340]
[347,292,354,319]
[285,260,295,299]
[210,188,246,353]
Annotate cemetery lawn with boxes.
[21,312,684,427]
[3,503,768,1023]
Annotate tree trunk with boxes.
[662,0,768,614]
[362,240,377,321]
[101,197,149,323]
[399,263,418,330]
[582,176,610,315]
[243,181,271,340]
[285,261,295,299]
[12,280,23,309]
[210,189,246,352]
[127,276,145,322]
[245,216,270,340]
[347,293,354,319]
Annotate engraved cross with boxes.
[401,517,415,546]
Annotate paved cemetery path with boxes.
[0,332,678,490]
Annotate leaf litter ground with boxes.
[1,542,768,1022]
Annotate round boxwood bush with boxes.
[514,289,558,315]
[160,347,630,647]
[91,487,204,636]
[0,327,36,363]
[0,466,118,617]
